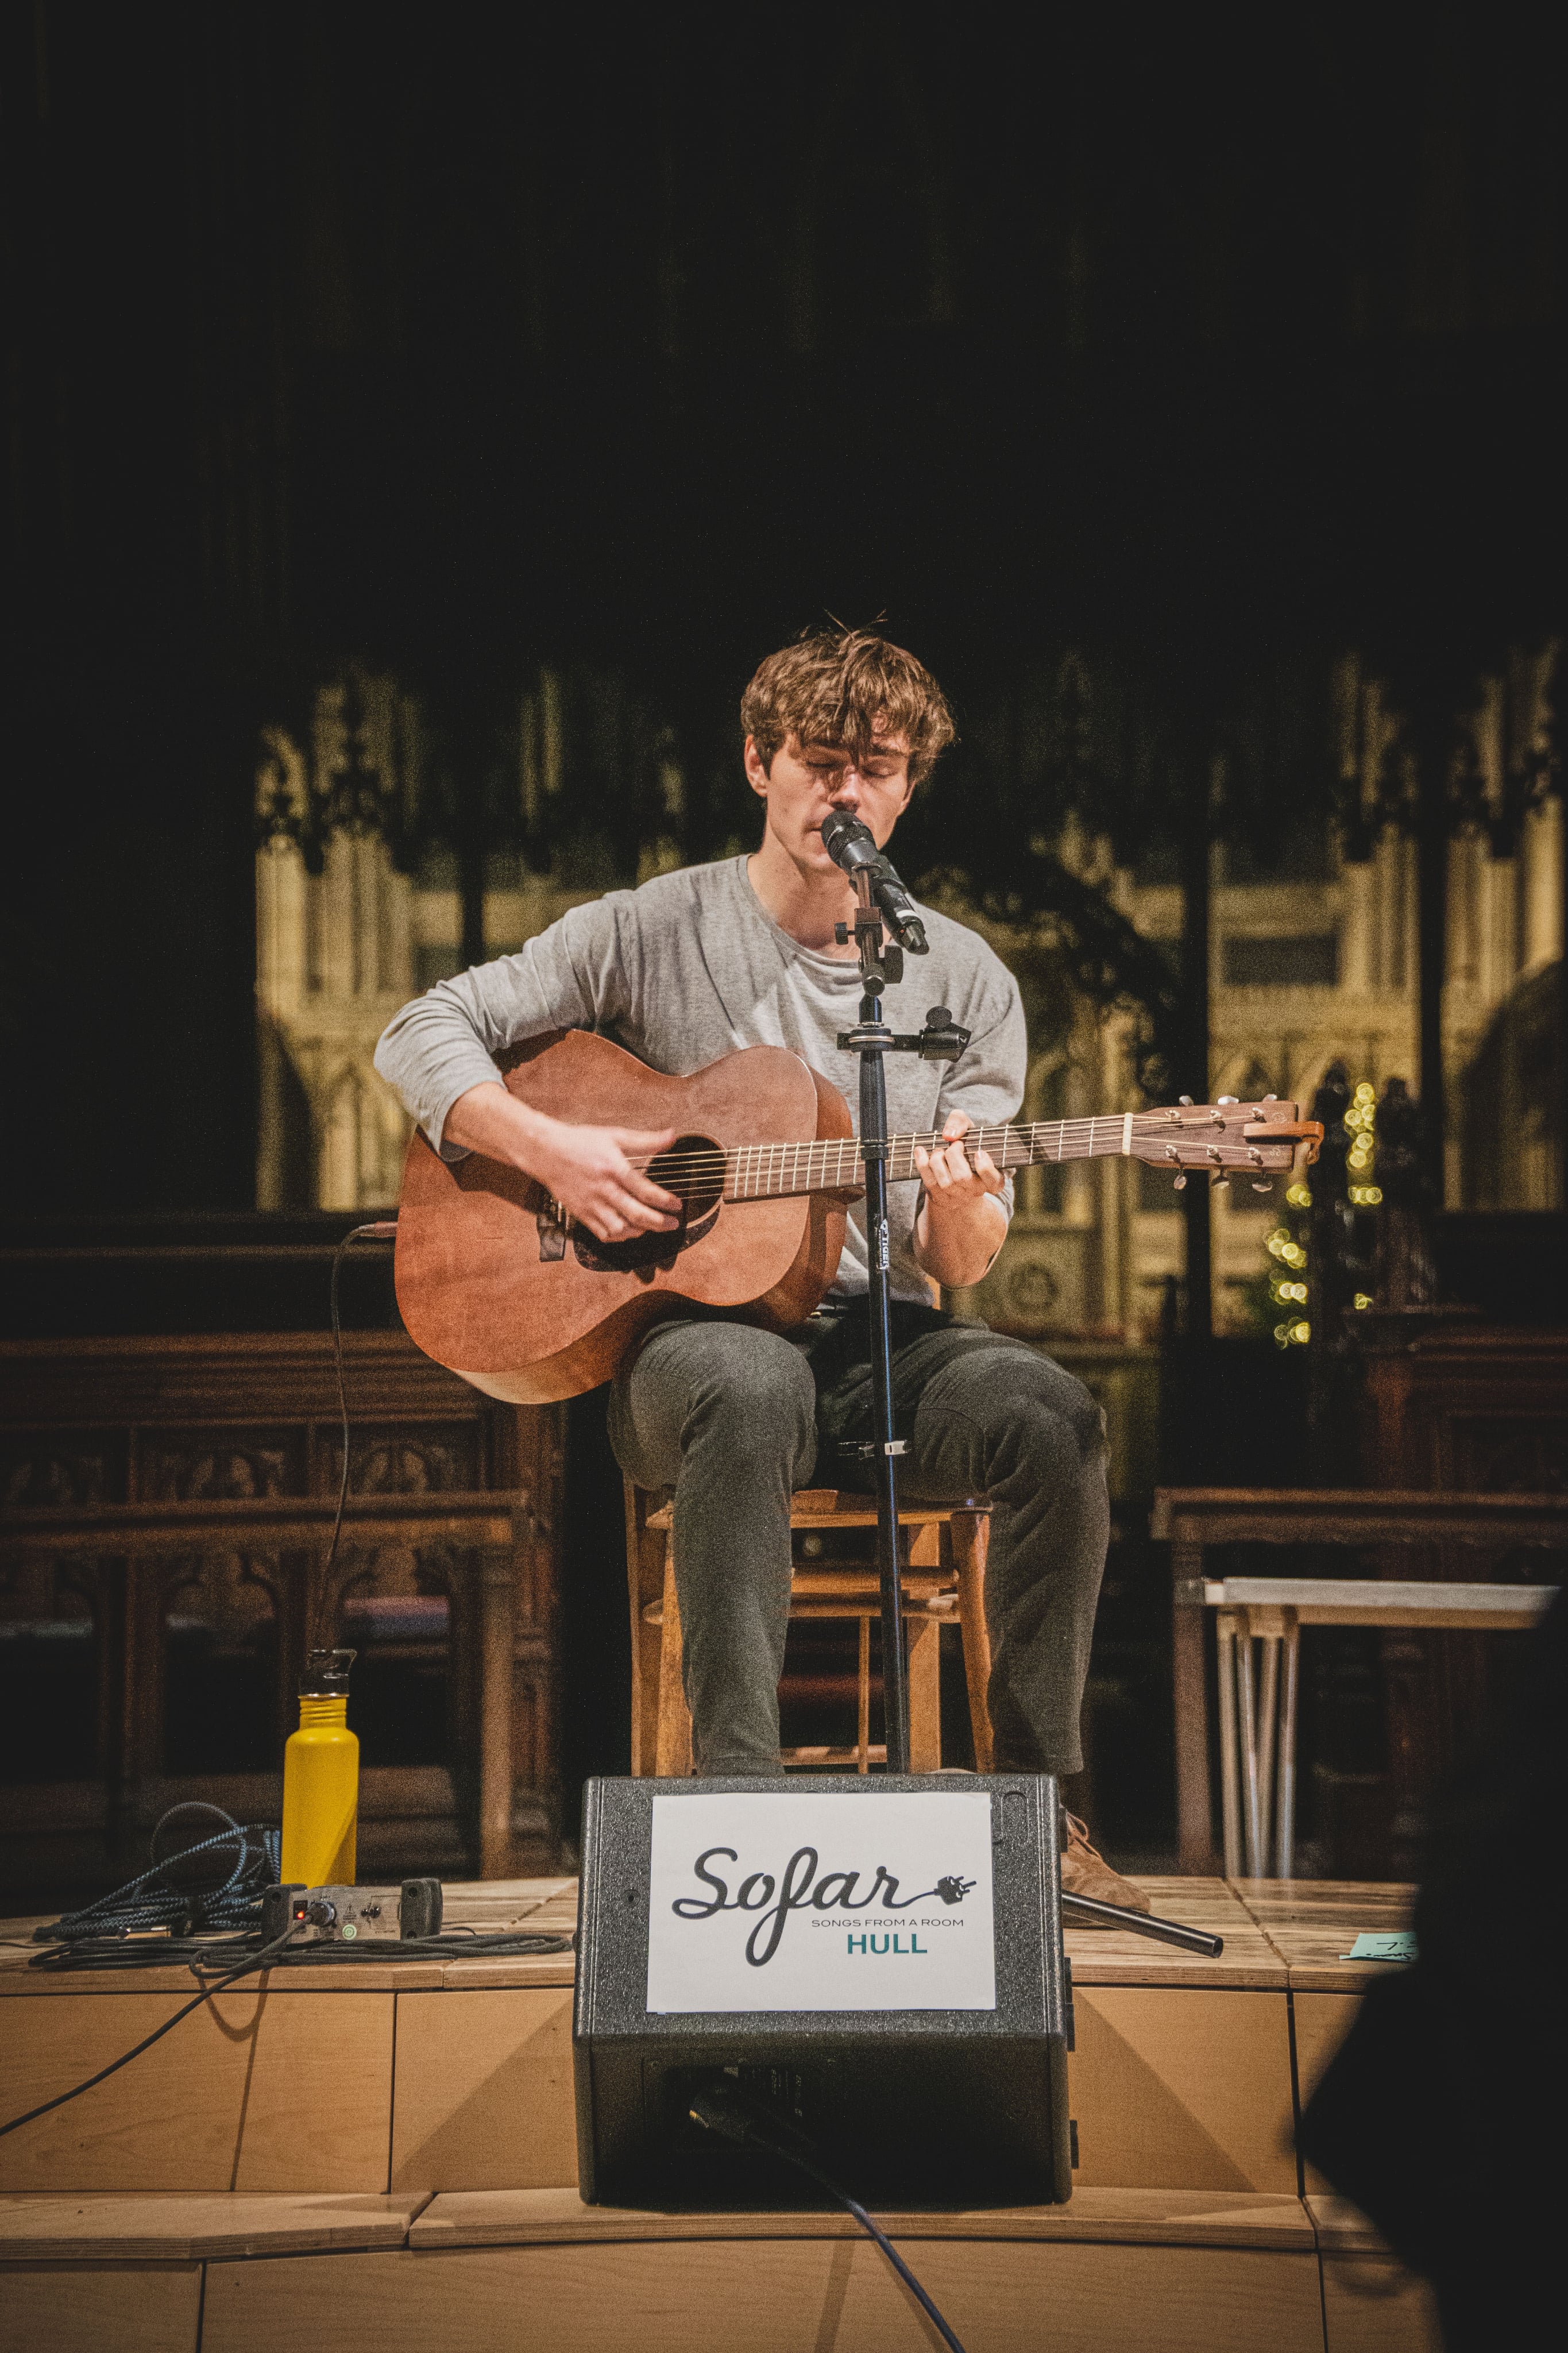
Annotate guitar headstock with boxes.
[1130,1098,1323,1193]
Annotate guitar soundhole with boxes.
[570,1133,725,1274]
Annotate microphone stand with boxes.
[834,874,970,1777]
[844,871,909,1772]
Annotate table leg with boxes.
[1236,1619,1263,1876]
[1215,1609,1242,1880]
[858,1615,871,1775]
[1256,1634,1280,1880]
[1172,1540,1214,1869]
[1276,1617,1300,1878]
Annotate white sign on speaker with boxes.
[646,1791,997,2014]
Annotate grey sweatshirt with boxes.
[373,855,1026,1303]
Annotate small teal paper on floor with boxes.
[1340,1930,1418,1961]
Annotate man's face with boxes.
[744,728,914,878]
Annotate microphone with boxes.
[819,811,929,955]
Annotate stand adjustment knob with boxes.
[917,1006,972,1062]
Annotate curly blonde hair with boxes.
[740,626,956,787]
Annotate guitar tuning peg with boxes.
[1178,1094,1194,1106]
[1217,1094,1237,1105]
[1212,1173,1231,1189]
[1172,1172,1188,1190]
[1252,1181,1273,1193]
[1264,1093,1277,1102]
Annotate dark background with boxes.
[5,3,1563,1210]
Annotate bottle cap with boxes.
[299,1646,356,1696]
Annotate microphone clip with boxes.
[820,811,929,958]
[837,1006,971,1066]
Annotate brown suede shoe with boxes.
[1060,1812,1151,1916]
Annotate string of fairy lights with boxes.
[1344,1083,1382,1206]
[1264,1080,1378,1347]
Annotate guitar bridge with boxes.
[536,1204,567,1262]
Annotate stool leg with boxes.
[907,1613,941,1772]
[1256,1635,1280,1878]
[624,1483,663,1779]
[1275,1619,1300,1878]
[907,1519,942,1569]
[1215,1612,1242,1880]
[857,1617,871,1775]
[655,1538,693,1777]
[951,1511,994,1774]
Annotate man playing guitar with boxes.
[377,626,1146,1911]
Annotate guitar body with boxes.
[394,1029,855,1403]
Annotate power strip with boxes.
[259,1877,443,1943]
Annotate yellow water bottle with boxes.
[280,1648,360,1885]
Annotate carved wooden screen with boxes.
[1361,1323,1568,1875]
[0,1334,565,1904]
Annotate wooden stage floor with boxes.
[0,1877,1437,2353]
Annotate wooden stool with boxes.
[624,1480,994,1776]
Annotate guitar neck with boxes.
[723,1115,1149,1202]
[624,1097,1312,1205]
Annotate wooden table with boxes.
[1153,1488,1565,1874]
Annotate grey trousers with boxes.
[607,1307,1110,1777]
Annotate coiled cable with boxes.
[41,1803,280,1944]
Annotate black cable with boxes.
[688,2082,968,2353]
[29,1928,576,1974]
[311,1219,398,1659]
[0,1925,303,2139]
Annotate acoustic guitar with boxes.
[393,1028,1322,1403]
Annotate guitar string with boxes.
[621,1132,1272,1184]
[621,1112,1275,1161]
[620,1110,1269,1175]
[616,1108,1285,1197]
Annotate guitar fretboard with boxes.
[715,1115,1153,1201]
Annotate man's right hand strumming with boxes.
[442,1080,682,1243]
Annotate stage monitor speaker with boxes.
[573,1772,1071,2209]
